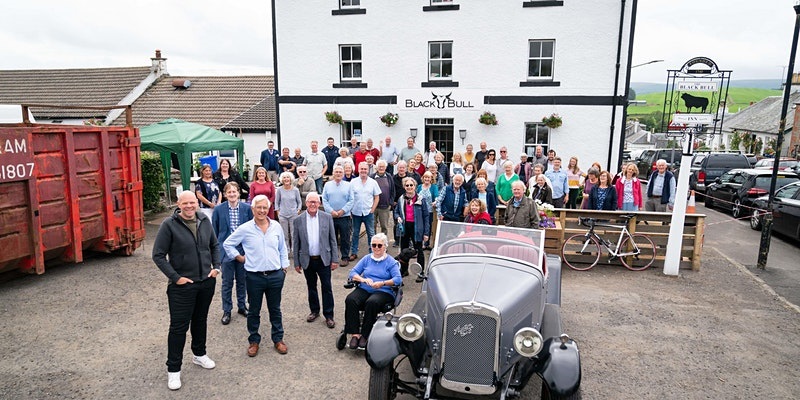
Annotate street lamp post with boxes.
[757,3,800,269]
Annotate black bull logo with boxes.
[432,92,452,109]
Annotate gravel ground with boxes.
[0,211,798,399]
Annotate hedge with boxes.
[141,152,165,211]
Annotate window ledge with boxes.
[520,81,561,87]
[333,82,368,89]
[331,8,367,15]
[523,1,564,7]
[422,4,460,11]
[421,81,459,88]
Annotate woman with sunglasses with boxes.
[394,177,430,279]
[480,149,499,183]
[345,233,402,350]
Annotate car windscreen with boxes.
[706,155,748,168]
[657,150,680,162]
[433,221,545,269]
[754,175,800,190]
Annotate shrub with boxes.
[141,151,166,211]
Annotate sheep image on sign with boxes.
[681,93,709,113]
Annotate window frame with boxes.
[428,41,453,81]
[339,44,363,82]
[524,122,551,158]
[527,39,555,81]
[341,0,360,8]
[341,120,363,147]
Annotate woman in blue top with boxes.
[345,233,402,349]
[417,171,439,249]
[589,171,618,211]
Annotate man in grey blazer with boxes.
[292,192,340,329]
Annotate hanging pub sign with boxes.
[677,82,718,91]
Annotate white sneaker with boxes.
[167,372,181,390]
[192,354,216,369]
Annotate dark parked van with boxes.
[635,148,682,182]
[688,153,752,198]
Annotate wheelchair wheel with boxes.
[336,331,347,350]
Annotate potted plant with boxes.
[542,113,563,129]
[380,112,399,127]
[535,199,557,229]
[325,111,344,125]
[479,111,498,126]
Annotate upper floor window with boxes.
[429,41,453,80]
[528,39,554,79]
[431,0,454,4]
[341,0,360,7]
[340,45,362,81]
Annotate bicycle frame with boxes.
[582,221,641,258]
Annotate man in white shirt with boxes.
[304,140,327,194]
[379,135,399,174]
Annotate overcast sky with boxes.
[0,1,797,83]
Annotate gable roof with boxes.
[111,75,275,130]
[0,66,152,119]
[722,92,800,134]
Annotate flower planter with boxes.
[543,220,563,255]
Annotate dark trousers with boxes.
[552,195,566,208]
[567,188,582,209]
[333,217,352,260]
[344,287,394,338]
[166,277,215,372]
[221,258,247,313]
[303,257,335,319]
[400,222,425,268]
[245,270,285,344]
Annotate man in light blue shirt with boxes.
[545,156,569,208]
[350,162,381,257]
[322,165,355,265]
[379,135,400,174]
[223,195,290,357]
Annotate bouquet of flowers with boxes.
[535,199,557,228]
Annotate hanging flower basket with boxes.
[479,111,498,126]
[325,111,344,125]
[380,112,399,127]
[542,113,562,129]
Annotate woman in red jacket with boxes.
[614,163,643,211]
[464,199,493,225]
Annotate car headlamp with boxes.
[397,313,424,342]
[513,327,544,358]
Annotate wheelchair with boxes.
[335,277,405,351]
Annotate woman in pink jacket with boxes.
[615,163,643,211]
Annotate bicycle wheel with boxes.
[562,234,601,271]
[620,234,656,271]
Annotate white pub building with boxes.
[272,0,636,170]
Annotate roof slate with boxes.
[723,92,800,134]
[0,66,152,118]
[111,75,275,130]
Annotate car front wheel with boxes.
[732,198,745,219]
[368,365,396,400]
[750,209,763,230]
[541,383,582,400]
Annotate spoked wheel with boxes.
[732,198,744,219]
[368,365,396,400]
[562,234,601,271]
[620,234,656,271]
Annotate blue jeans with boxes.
[621,202,638,211]
[245,270,285,344]
[351,213,375,255]
[314,177,324,195]
[333,216,352,260]
[221,258,247,313]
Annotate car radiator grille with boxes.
[442,313,497,386]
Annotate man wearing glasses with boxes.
[295,167,316,209]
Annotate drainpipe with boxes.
[271,0,282,150]
[617,0,639,169]
[607,0,637,172]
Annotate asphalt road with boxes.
[697,202,800,307]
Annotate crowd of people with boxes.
[154,135,678,390]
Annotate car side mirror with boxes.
[715,177,722,184]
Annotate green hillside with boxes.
[627,88,781,116]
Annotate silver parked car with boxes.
[365,222,581,399]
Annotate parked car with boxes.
[687,153,752,199]
[635,148,682,182]
[365,222,580,400]
[705,168,800,218]
[750,181,800,240]
[753,157,800,172]
[744,154,759,167]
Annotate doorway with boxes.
[425,118,454,162]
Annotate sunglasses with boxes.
[500,151,506,153]
[404,184,415,187]
[371,243,384,249]
[489,154,496,156]
[298,171,307,173]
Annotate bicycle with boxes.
[561,214,656,271]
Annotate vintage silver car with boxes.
[366,222,581,399]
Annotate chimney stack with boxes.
[151,49,167,75]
